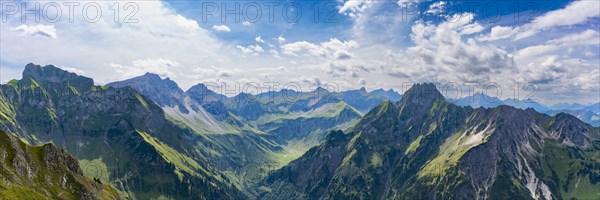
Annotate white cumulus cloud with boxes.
[212,25,231,32]
[110,58,179,79]
[426,1,447,15]
[237,44,264,56]
[480,1,600,41]
[13,24,57,39]
[255,36,265,43]
[282,38,359,59]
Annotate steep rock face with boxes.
[22,63,94,92]
[187,83,227,104]
[0,64,244,199]
[108,73,244,134]
[0,129,122,199]
[258,83,600,200]
[107,73,190,113]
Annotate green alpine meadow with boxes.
[1,0,599,199]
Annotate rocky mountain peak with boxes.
[141,72,163,80]
[313,86,331,94]
[138,73,180,90]
[187,83,226,102]
[400,83,444,106]
[108,72,183,94]
[107,73,187,111]
[548,112,596,145]
[22,63,94,89]
[188,83,209,91]
[359,87,367,93]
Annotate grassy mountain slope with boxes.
[0,129,122,199]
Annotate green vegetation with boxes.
[134,93,150,110]
[374,100,391,116]
[538,140,600,199]
[68,84,80,95]
[419,126,492,177]
[6,80,19,90]
[79,158,110,183]
[137,130,210,179]
[0,95,17,127]
[28,77,41,90]
[341,149,357,166]
[370,153,382,167]
[405,135,423,155]
[0,130,122,199]
[90,85,109,92]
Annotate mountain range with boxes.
[0,64,245,199]
[0,64,400,198]
[0,64,598,199]
[454,93,600,126]
[258,83,600,199]
[105,72,401,192]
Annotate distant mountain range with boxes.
[0,64,598,199]
[454,93,600,126]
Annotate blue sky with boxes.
[0,0,598,104]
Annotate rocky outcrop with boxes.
[0,129,122,199]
